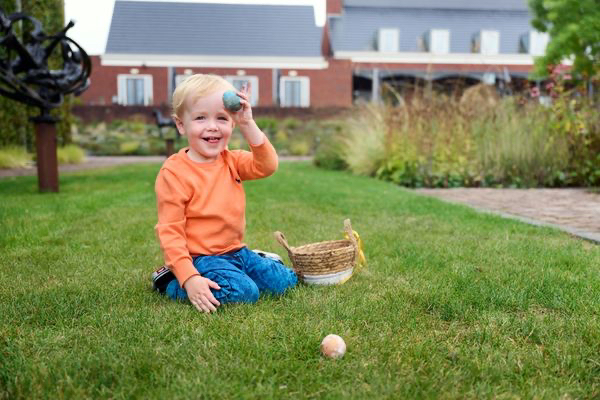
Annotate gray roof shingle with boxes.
[106,1,323,57]
[329,6,534,54]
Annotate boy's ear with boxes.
[173,116,184,135]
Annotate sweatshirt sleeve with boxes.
[233,137,279,181]
[154,168,198,286]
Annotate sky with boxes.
[64,0,326,55]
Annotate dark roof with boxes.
[343,0,529,11]
[329,7,533,53]
[106,1,322,57]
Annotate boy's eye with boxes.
[195,116,205,120]
[218,116,229,121]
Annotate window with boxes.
[280,77,309,107]
[521,31,549,55]
[480,30,500,55]
[529,31,549,56]
[429,29,450,54]
[224,76,259,106]
[117,74,153,105]
[378,28,399,53]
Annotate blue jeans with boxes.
[166,247,297,304]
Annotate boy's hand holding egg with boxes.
[224,83,263,145]
[222,90,242,112]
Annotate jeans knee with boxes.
[229,278,259,304]
[267,270,298,295]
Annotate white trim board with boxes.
[335,51,543,65]
[102,54,329,69]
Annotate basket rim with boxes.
[290,239,354,255]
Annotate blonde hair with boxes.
[171,74,236,118]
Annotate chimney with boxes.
[326,0,343,16]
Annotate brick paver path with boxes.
[415,188,600,243]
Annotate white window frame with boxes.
[529,31,549,56]
[480,30,500,55]
[224,76,259,106]
[117,74,153,105]
[378,28,399,53]
[279,76,310,108]
[430,29,450,54]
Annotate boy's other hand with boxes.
[183,275,221,313]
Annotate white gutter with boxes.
[335,51,539,65]
[101,54,329,70]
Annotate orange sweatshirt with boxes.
[154,140,278,286]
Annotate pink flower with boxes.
[530,87,540,98]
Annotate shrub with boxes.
[313,121,348,170]
[341,104,388,176]
[289,139,311,156]
[255,117,279,136]
[318,87,600,188]
[57,144,85,164]
[273,130,289,154]
[0,146,32,168]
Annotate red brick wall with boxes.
[81,57,353,109]
[280,59,353,108]
[81,56,169,105]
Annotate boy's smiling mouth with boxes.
[203,136,221,143]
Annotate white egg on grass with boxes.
[320,334,346,359]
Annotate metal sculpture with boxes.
[0,8,91,192]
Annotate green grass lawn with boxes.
[1,162,599,399]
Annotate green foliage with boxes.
[313,120,348,170]
[254,117,278,136]
[73,120,184,156]
[342,104,387,176]
[56,144,85,164]
[288,139,311,156]
[528,0,600,79]
[0,0,75,148]
[273,129,289,153]
[0,146,31,168]
[320,89,600,188]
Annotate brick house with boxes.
[328,0,549,101]
[80,0,547,110]
[81,0,352,110]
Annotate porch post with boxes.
[371,68,380,104]
[272,68,280,106]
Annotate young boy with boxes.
[154,74,297,313]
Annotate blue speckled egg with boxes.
[222,90,242,112]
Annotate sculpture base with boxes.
[31,116,59,193]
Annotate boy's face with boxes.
[174,89,234,162]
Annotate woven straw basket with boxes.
[274,219,358,280]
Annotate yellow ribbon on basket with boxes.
[338,230,366,284]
